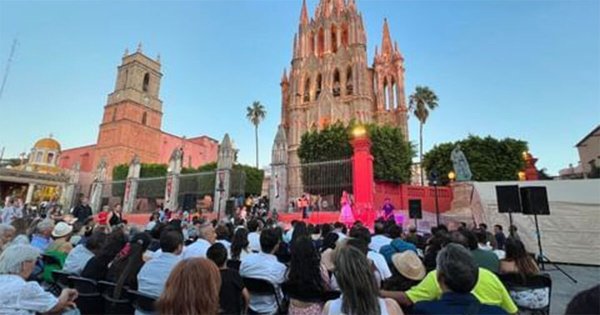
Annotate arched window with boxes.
[331,25,338,53]
[392,79,398,109]
[333,69,341,97]
[46,152,54,164]
[342,23,349,47]
[383,77,389,110]
[346,66,353,95]
[310,31,315,55]
[316,74,322,99]
[304,77,311,102]
[142,73,150,92]
[35,151,43,163]
[142,112,147,125]
[318,28,325,56]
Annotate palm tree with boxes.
[409,86,439,185]
[246,101,267,168]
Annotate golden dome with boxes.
[34,137,61,151]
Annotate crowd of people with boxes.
[0,195,599,315]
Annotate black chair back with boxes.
[499,273,552,314]
[68,276,104,315]
[98,281,134,315]
[128,289,157,314]
[242,277,281,313]
[52,270,73,289]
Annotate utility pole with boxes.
[0,38,18,101]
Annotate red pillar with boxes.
[351,133,375,228]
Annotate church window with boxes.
[310,31,315,55]
[331,25,338,53]
[383,77,389,110]
[316,74,322,99]
[333,69,341,97]
[142,112,148,125]
[392,79,398,109]
[35,151,43,163]
[304,77,311,102]
[112,109,117,122]
[342,23,349,47]
[47,152,54,164]
[346,66,353,95]
[142,73,150,92]
[318,28,325,56]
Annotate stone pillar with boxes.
[89,159,108,213]
[123,155,141,213]
[164,148,183,211]
[25,183,35,204]
[61,162,80,209]
[270,125,289,213]
[213,134,236,219]
[351,126,375,228]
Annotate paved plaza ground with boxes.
[547,264,599,314]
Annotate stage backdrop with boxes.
[471,179,600,265]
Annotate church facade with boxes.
[59,46,218,184]
[276,0,410,201]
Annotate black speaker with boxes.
[225,199,236,216]
[496,185,522,213]
[520,186,550,215]
[408,199,422,219]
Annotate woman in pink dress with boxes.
[339,191,355,227]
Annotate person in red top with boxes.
[97,205,109,225]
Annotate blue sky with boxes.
[0,0,598,175]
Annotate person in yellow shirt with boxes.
[381,231,518,314]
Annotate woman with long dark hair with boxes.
[500,237,539,276]
[323,245,403,315]
[230,227,251,261]
[290,221,308,248]
[106,232,151,297]
[157,258,221,315]
[285,236,329,315]
[81,228,127,281]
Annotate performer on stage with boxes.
[339,190,355,227]
[381,198,395,221]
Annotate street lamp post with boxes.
[429,169,440,227]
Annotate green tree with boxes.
[422,135,528,185]
[368,124,415,183]
[409,86,439,185]
[246,101,267,168]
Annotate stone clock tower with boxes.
[94,45,164,175]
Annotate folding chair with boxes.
[499,273,552,315]
[243,277,283,314]
[52,270,73,289]
[97,280,134,315]
[128,289,157,314]
[68,276,104,315]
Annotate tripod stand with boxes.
[532,213,577,283]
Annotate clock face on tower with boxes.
[143,96,150,105]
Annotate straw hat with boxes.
[391,251,426,281]
[52,222,73,238]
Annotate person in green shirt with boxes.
[380,230,518,314]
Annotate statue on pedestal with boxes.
[451,145,472,182]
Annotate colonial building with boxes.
[59,45,219,187]
[277,0,409,199]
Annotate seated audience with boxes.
[349,225,392,281]
[137,229,183,297]
[30,219,54,252]
[383,251,425,291]
[81,228,127,281]
[231,227,252,261]
[284,236,329,315]
[156,257,221,315]
[404,225,423,249]
[323,245,403,315]
[499,238,539,276]
[240,228,287,314]
[565,285,600,315]
[63,231,106,274]
[43,222,74,282]
[478,223,497,249]
[380,230,518,314]
[422,231,449,272]
[0,244,79,314]
[411,243,507,314]
[207,242,249,315]
[370,221,392,252]
[182,221,216,259]
[216,224,232,253]
[0,223,16,251]
[106,232,151,296]
[247,219,262,252]
[469,229,500,273]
